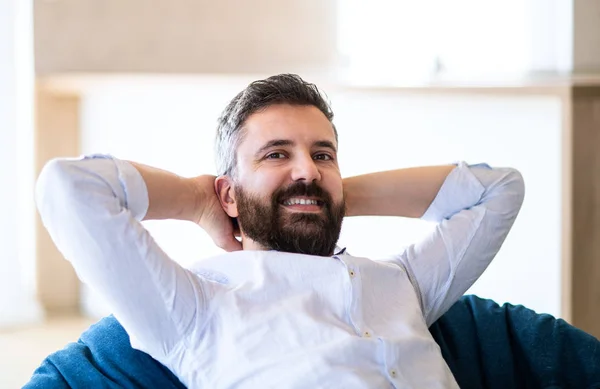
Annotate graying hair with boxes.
[214,74,337,177]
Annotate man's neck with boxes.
[240,236,269,251]
[239,233,339,256]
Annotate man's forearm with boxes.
[343,165,455,218]
[131,162,241,251]
[129,162,204,222]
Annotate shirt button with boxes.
[363,330,372,338]
[349,270,356,278]
[390,369,398,378]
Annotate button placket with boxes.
[379,338,403,387]
[341,258,364,337]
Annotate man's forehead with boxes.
[241,104,336,147]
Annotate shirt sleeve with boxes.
[35,154,222,359]
[388,162,525,326]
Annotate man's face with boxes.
[231,104,345,256]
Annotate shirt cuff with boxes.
[421,162,487,222]
[83,154,150,221]
[116,159,150,221]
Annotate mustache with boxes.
[275,181,331,204]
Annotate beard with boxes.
[234,181,345,256]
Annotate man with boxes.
[36,74,524,388]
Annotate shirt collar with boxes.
[334,247,347,256]
[268,247,348,256]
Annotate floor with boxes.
[0,315,96,388]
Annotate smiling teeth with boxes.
[284,198,318,205]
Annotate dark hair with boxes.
[215,74,337,176]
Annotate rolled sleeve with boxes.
[421,162,487,222]
[35,154,221,362]
[391,162,524,326]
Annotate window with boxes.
[337,0,570,82]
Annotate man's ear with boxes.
[215,175,239,218]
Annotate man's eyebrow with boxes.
[314,140,337,153]
[254,139,338,158]
[255,139,295,158]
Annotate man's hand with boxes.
[192,175,242,252]
[130,162,242,252]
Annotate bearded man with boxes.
[36,74,525,388]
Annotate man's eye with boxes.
[314,154,333,161]
[266,152,286,159]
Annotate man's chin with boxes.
[282,212,326,225]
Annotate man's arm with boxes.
[343,163,525,326]
[343,165,455,218]
[35,155,228,361]
[126,161,202,222]
[129,162,241,251]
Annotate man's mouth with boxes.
[281,197,324,212]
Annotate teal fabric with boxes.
[24,316,185,389]
[24,295,600,389]
[431,296,600,389]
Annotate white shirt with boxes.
[36,155,524,388]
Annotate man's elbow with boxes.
[35,158,81,217]
[502,168,526,217]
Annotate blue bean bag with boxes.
[24,295,600,389]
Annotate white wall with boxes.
[79,78,253,316]
[330,90,562,316]
[79,80,562,318]
[0,0,42,327]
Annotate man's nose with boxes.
[291,154,321,182]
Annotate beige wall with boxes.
[570,86,600,337]
[573,0,600,71]
[35,87,81,314]
[34,0,338,75]
[34,1,600,76]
